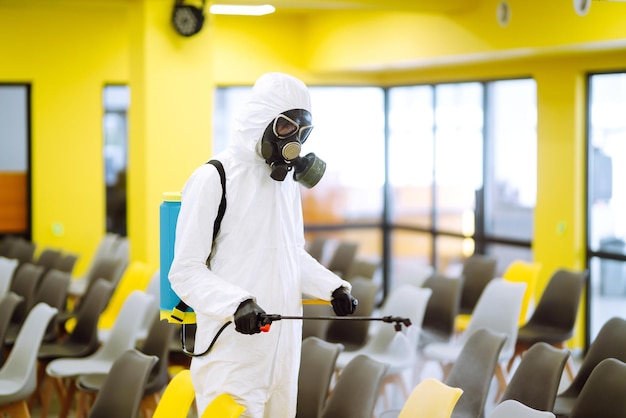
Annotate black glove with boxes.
[331,287,358,316]
[234,299,266,334]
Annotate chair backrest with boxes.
[488,399,555,418]
[34,268,70,342]
[346,258,380,282]
[458,255,497,315]
[570,358,626,418]
[141,313,176,396]
[80,233,119,281]
[35,248,63,276]
[320,354,389,418]
[462,279,526,361]
[0,292,23,366]
[111,236,130,270]
[306,236,327,263]
[368,286,432,356]
[397,378,463,418]
[560,316,626,398]
[137,269,161,341]
[96,290,153,360]
[297,336,344,418]
[0,303,58,401]
[6,238,36,266]
[502,260,542,325]
[8,262,44,326]
[326,241,359,279]
[324,278,380,350]
[0,236,16,258]
[58,279,114,355]
[381,284,432,328]
[0,256,19,299]
[500,342,570,411]
[419,274,463,348]
[54,252,79,274]
[97,261,154,332]
[152,369,196,418]
[524,268,586,334]
[87,349,158,418]
[446,328,507,418]
[201,393,246,418]
[301,303,333,340]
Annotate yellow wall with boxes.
[0,1,130,274]
[1,0,625,346]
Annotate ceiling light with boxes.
[209,4,275,15]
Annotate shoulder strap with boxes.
[206,159,227,243]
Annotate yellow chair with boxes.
[502,260,542,326]
[381,377,463,418]
[152,369,196,418]
[201,393,246,418]
[152,369,245,418]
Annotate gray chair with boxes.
[54,252,79,275]
[419,274,463,349]
[326,241,359,279]
[457,255,497,316]
[4,269,70,346]
[35,248,63,277]
[500,342,570,411]
[306,236,327,263]
[4,263,44,348]
[569,358,626,418]
[297,336,344,418]
[75,314,174,418]
[320,354,389,418]
[5,238,36,267]
[553,316,626,418]
[445,328,507,418]
[508,269,587,380]
[84,349,158,418]
[37,279,114,418]
[323,278,381,351]
[346,258,380,282]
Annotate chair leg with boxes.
[58,377,77,418]
[141,393,160,418]
[39,375,65,418]
[493,363,509,402]
[440,362,453,381]
[0,400,31,418]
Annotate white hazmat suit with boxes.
[168,72,351,418]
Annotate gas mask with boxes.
[260,109,326,188]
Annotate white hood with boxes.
[230,72,312,163]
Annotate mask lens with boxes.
[298,125,313,144]
[274,115,298,139]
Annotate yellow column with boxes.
[533,61,587,348]
[128,0,214,269]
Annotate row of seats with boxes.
[0,234,181,418]
[378,316,626,418]
[299,240,617,418]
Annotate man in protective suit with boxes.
[168,72,357,418]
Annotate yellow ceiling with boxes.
[208,0,481,14]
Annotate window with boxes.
[388,79,536,277]
[103,85,129,237]
[586,72,626,342]
[214,78,537,291]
